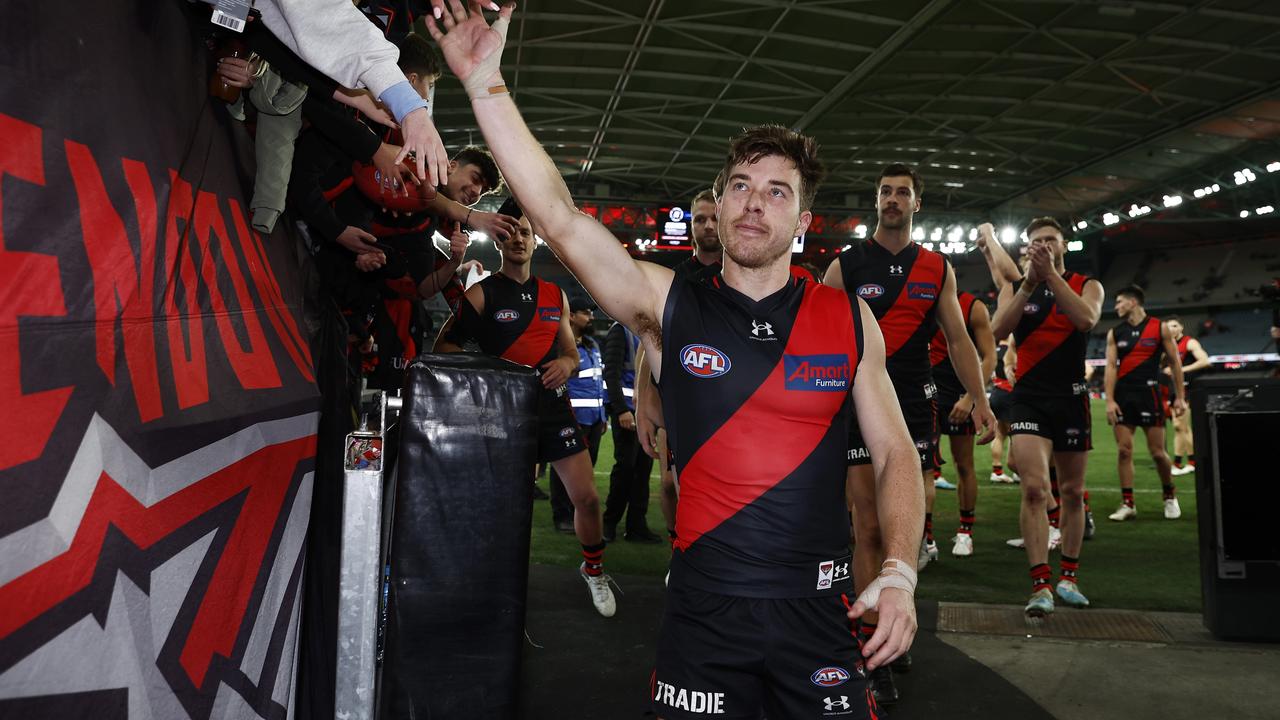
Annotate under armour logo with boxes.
[751,320,774,337]
[521,293,534,302]
[889,265,904,275]
[824,696,850,711]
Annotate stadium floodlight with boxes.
[1194,188,1206,198]
[1234,168,1257,185]
[968,227,978,241]
[1258,206,1275,215]
[1000,227,1017,244]
[1268,161,1280,173]
[1103,212,1121,226]
[1240,210,1250,218]
[842,244,852,251]
[1212,183,1220,192]
[1075,220,1087,230]
[854,224,868,239]
[912,226,926,241]
[1127,204,1151,217]
[930,227,943,241]
[1067,240,1084,252]
[1163,195,1183,207]
[921,242,935,251]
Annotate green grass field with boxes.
[530,399,1203,612]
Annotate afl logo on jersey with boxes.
[680,344,731,378]
[811,667,851,688]
[494,309,520,322]
[1023,303,1040,314]
[856,284,885,299]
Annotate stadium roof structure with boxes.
[433,0,1280,234]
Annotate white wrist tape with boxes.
[854,558,917,611]
[463,14,513,99]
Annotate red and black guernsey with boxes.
[1113,314,1165,389]
[465,273,564,369]
[839,239,948,404]
[1176,335,1195,368]
[660,273,864,598]
[928,291,978,398]
[1012,271,1094,397]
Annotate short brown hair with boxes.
[690,188,716,209]
[720,124,825,211]
[452,146,503,195]
[1025,216,1066,238]
[397,33,442,80]
[1117,285,1146,305]
[877,163,924,197]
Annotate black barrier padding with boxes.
[380,354,540,718]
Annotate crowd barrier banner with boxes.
[379,354,539,719]
[0,2,320,718]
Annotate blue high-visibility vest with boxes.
[567,339,607,426]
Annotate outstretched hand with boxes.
[425,2,514,95]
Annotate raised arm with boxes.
[427,4,671,371]
[975,222,1022,290]
[991,280,1029,350]
[970,302,998,390]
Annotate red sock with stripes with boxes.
[1060,555,1079,583]
[581,542,606,576]
[1162,483,1176,500]
[958,509,975,536]
[1122,487,1135,508]
[992,464,1004,476]
[924,513,934,544]
[1083,490,1091,512]
[1030,563,1052,593]
[1047,505,1061,529]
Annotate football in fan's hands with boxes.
[351,159,438,213]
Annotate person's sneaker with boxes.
[917,539,932,571]
[868,666,899,705]
[1172,464,1195,476]
[890,652,912,674]
[935,476,957,490]
[554,519,575,534]
[1048,526,1062,550]
[952,534,974,557]
[625,528,664,544]
[579,563,616,618]
[1164,498,1182,520]
[926,540,939,561]
[1084,510,1096,540]
[1006,536,1026,549]
[1009,471,1022,484]
[990,471,1013,484]
[1108,505,1137,522]
[1024,587,1055,619]
[1055,579,1090,608]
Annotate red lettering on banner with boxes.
[65,141,164,422]
[192,190,281,390]
[162,171,210,409]
[0,114,74,471]
[228,201,315,381]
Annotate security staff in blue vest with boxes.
[602,321,662,543]
[549,295,609,533]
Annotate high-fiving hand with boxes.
[425,2,514,97]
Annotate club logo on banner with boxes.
[0,2,320,718]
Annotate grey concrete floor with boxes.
[938,606,1280,720]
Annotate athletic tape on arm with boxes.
[854,558,917,610]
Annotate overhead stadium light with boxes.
[968,227,978,241]
[1067,240,1084,252]
[1258,205,1275,215]
[912,226,925,241]
[1268,161,1280,173]
[854,224,868,239]
[1103,212,1121,226]
[1000,227,1017,244]
[930,227,943,241]
[1194,188,1206,198]
[1075,220,1088,230]
[921,242,935,251]
[1128,204,1151,218]
[1234,168,1257,185]
[1163,195,1183,208]
[1240,210,1251,218]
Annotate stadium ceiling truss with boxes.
[433,0,1280,233]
